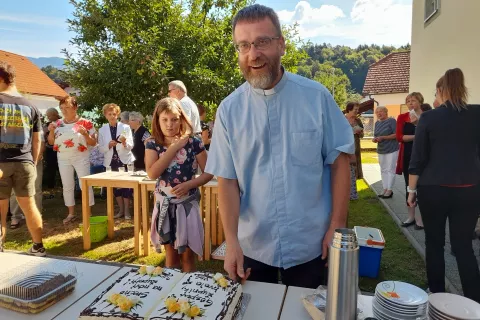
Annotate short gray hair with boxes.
[129,111,144,123]
[169,80,187,95]
[232,4,282,37]
[375,106,388,113]
[120,111,130,122]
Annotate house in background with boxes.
[410,0,480,103]
[362,51,410,122]
[0,50,67,113]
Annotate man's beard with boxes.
[240,57,281,89]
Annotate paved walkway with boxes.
[362,163,480,294]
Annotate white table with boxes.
[0,253,121,320]
[243,281,287,320]
[55,267,287,320]
[279,286,373,320]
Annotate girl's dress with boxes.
[147,136,206,257]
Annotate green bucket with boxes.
[79,216,108,243]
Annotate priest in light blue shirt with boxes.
[205,4,354,288]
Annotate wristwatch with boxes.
[407,186,417,193]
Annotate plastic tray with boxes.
[0,260,78,314]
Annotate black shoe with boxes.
[401,221,416,228]
[414,224,424,230]
[382,192,394,199]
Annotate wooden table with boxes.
[80,171,146,255]
[279,286,374,320]
[0,253,121,320]
[139,179,156,256]
[139,178,221,259]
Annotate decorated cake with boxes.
[149,272,242,319]
[79,267,243,320]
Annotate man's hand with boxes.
[224,240,251,284]
[321,222,344,262]
[108,140,117,149]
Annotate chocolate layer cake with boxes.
[0,272,77,314]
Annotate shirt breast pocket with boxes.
[291,131,322,166]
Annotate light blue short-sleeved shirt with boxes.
[205,71,354,269]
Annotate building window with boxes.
[424,0,440,22]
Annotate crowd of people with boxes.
[0,3,479,303]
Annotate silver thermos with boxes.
[325,228,359,320]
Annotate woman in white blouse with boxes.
[47,96,96,224]
[98,103,135,219]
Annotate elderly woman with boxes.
[99,104,135,219]
[120,111,130,125]
[43,107,61,189]
[47,96,96,224]
[128,111,151,171]
[372,106,398,198]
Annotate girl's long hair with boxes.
[151,98,193,146]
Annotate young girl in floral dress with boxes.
[145,98,213,272]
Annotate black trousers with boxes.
[243,255,328,288]
[43,148,58,189]
[418,185,480,303]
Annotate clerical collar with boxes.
[251,67,288,96]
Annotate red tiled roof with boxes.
[0,50,67,98]
[362,51,410,95]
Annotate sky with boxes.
[0,0,412,58]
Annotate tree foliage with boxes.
[64,0,307,120]
[41,65,67,86]
[302,43,410,94]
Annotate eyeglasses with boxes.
[234,36,281,54]
[168,88,176,93]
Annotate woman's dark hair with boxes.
[436,68,468,111]
[345,102,359,113]
[420,104,432,112]
[0,62,16,86]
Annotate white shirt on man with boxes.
[180,96,202,134]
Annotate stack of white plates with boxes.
[428,293,480,319]
[373,281,428,320]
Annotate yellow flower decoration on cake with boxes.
[213,273,229,288]
[118,299,134,312]
[152,266,164,276]
[167,302,181,313]
[179,300,191,314]
[188,305,202,317]
[138,266,147,275]
[165,297,177,309]
[108,293,122,305]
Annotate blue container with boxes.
[354,226,385,278]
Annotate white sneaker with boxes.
[124,215,132,220]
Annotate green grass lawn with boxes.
[4,181,425,291]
